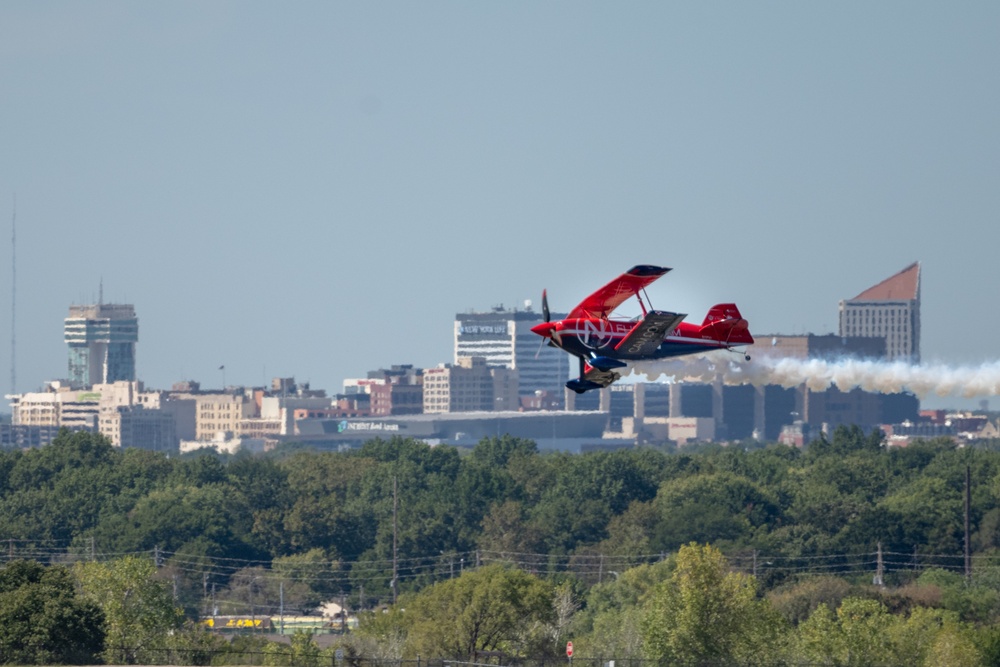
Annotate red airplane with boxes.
[530,265,754,393]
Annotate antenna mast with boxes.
[9,195,15,395]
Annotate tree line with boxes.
[5,427,1000,664]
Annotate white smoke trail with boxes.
[631,355,1000,398]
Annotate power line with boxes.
[2,539,995,593]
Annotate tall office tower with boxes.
[455,304,569,407]
[64,303,139,388]
[839,262,921,362]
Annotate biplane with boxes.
[530,265,754,393]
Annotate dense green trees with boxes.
[0,427,993,583]
[12,425,1000,663]
[0,560,104,665]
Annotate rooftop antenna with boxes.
[9,194,15,395]
[99,276,104,305]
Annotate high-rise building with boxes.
[455,305,569,407]
[64,303,139,388]
[838,263,921,362]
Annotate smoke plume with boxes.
[632,355,1000,398]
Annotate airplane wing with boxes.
[566,360,625,394]
[567,265,671,319]
[614,310,686,358]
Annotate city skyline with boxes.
[1,260,990,414]
[3,3,1000,409]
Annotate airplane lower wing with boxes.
[566,361,624,394]
[614,310,686,358]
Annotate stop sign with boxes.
[566,641,574,658]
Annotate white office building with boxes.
[454,304,569,407]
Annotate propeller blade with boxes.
[578,356,585,379]
[542,289,550,323]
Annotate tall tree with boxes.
[795,598,894,667]
[75,555,184,665]
[642,543,784,666]
[400,563,555,659]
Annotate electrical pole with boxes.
[392,475,398,604]
[874,542,884,587]
[965,465,972,582]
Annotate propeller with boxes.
[534,337,546,359]
[534,289,556,359]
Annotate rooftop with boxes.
[848,262,920,302]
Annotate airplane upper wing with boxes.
[567,265,671,319]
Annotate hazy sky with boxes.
[2,2,999,407]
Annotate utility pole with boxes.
[965,465,972,582]
[250,577,257,632]
[874,542,884,587]
[392,475,398,604]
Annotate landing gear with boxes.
[745,354,752,361]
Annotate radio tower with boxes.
[9,194,15,395]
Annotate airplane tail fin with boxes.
[699,303,754,345]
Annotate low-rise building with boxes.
[100,405,178,453]
[191,393,256,441]
[424,357,518,413]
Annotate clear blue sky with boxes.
[2,2,999,406]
